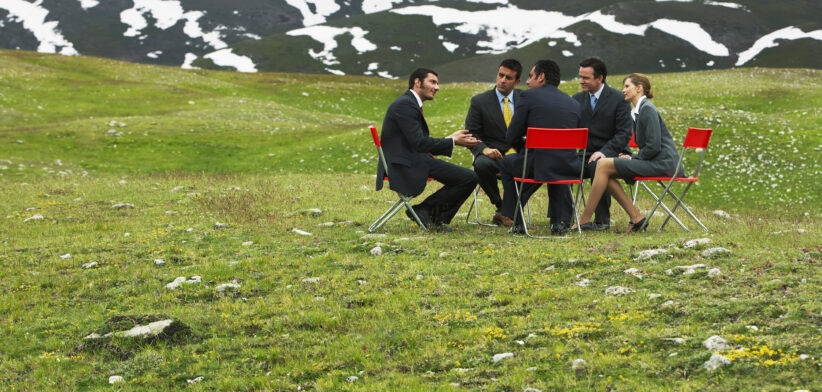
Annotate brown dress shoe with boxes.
[492,213,513,227]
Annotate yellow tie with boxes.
[503,97,517,154]
[503,97,512,127]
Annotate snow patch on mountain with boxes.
[204,49,257,72]
[78,0,99,10]
[1,0,77,55]
[286,0,341,27]
[362,0,405,14]
[287,26,377,66]
[736,26,822,66]
[121,0,186,36]
[392,5,728,56]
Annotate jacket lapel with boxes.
[487,89,507,131]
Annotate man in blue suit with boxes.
[499,59,582,234]
[376,68,480,231]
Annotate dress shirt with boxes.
[409,89,454,147]
[495,88,515,116]
[631,95,647,121]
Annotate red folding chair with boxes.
[367,126,431,233]
[632,128,712,232]
[464,154,530,226]
[512,128,588,238]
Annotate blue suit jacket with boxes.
[505,84,582,181]
[376,90,454,196]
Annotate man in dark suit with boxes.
[464,59,523,226]
[376,68,480,232]
[572,57,633,231]
[499,59,582,234]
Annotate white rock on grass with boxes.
[114,319,174,338]
[23,214,44,222]
[677,264,707,275]
[636,249,667,260]
[492,352,513,362]
[214,222,229,229]
[712,210,731,219]
[317,222,334,227]
[166,277,187,290]
[112,203,135,209]
[708,268,721,278]
[663,338,686,344]
[624,268,643,279]
[170,186,186,192]
[524,388,543,392]
[82,261,98,269]
[439,252,449,257]
[346,376,358,383]
[703,335,731,351]
[571,358,587,370]
[605,286,633,295]
[216,283,240,293]
[648,293,662,299]
[301,208,322,216]
[302,277,321,283]
[291,228,312,236]
[544,265,555,271]
[361,233,386,239]
[745,325,759,332]
[154,258,166,266]
[703,353,731,372]
[109,375,125,384]
[684,238,711,248]
[187,376,204,384]
[702,247,730,258]
[576,279,591,287]
[60,253,71,260]
[242,241,253,246]
[370,246,383,256]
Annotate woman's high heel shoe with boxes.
[628,217,647,233]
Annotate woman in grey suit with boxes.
[574,73,682,232]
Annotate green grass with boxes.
[1,50,821,391]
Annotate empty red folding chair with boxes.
[634,128,713,232]
[512,128,588,238]
[367,126,431,233]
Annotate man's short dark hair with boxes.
[499,58,522,81]
[408,68,438,89]
[579,57,607,82]
[533,59,561,87]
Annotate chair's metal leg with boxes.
[402,199,428,231]
[641,182,688,232]
[659,183,707,232]
[572,183,583,235]
[466,186,498,227]
[632,181,640,204]
[368,199,406,233]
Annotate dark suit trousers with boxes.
[584,157,611,225]
[417,157,478,224]
[499,153,573,225]
[472,154,503,211]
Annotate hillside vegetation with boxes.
[1,50,820,391]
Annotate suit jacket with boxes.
[634,98,679,166]
[376,90,454,196]
[464,88,522,157]
[572,83,632,157]
[506,84,582,181]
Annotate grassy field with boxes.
[1,50,820,391]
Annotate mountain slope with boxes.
[1,0,821,80]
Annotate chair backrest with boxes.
[524,128,588,150]
[629,132,639,148]
[683,127,712,149]
[369,125,390,177]
[369,125,381,147]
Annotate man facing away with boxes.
[572,57,633,231]
[376,68,480,232]
[464,59,523,226]
[499,59,582,234]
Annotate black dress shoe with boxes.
[592,222,610,231]
[572,222,596,231]
[628,217,647,233]
[551,221,570,234]
[509,224,527,234]
[405,207,432,228]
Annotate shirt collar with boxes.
[631,95,647,120]
[409,89,423,108]
[590,83,605,100]
[495,88,514,103]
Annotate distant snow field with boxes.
[1,0,77,55]
[287,26,377,66]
